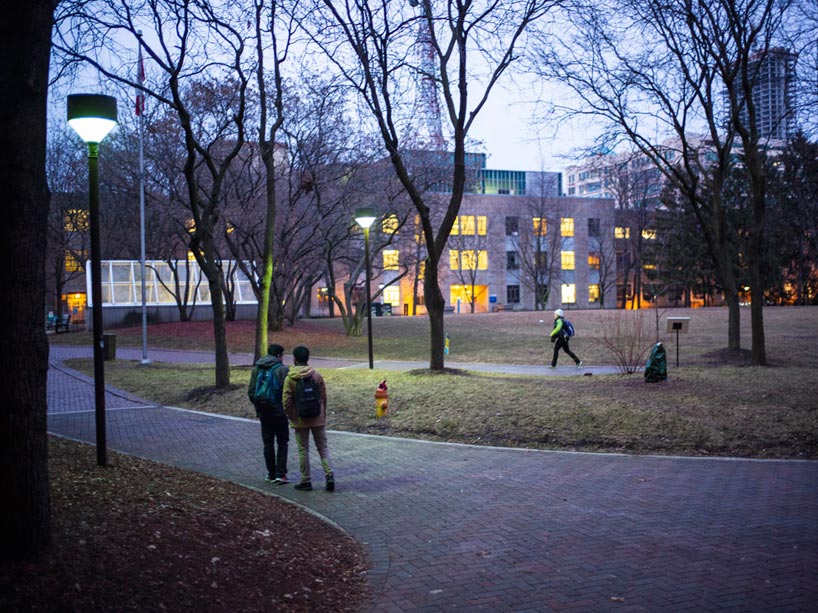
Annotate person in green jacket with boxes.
[248,344,290,484]
[549,309,582,368]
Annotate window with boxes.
[460,216,476,235]
[561,251,575,270]
[64,210,89,232]
[588,218,601,238]
[506,251,519,270]
[588,252,600,270]
[451,215,484,236]
[383,250,399,271]
[641,229,657,240]
[533,217,547,237]
[65,251,84,273]
[560,217,574,237]
[382,214,399,234]
[615,226,630,239]
[506,285,520,304]
[589,284,600,303]
[383,286,400,306]
[505,216,519,236]
[477,216,487,236]
[561,284,576,304]
[450,249,488,270]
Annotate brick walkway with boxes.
[47,346,818,612]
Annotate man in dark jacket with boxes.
[549,309,582,368]
[248,344,290,483]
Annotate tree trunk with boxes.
[425,262,446,370]
[0,0,53,561]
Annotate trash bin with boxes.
[103,333,117,361]
[644,341,667,382]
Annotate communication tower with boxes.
[410,0,446,150]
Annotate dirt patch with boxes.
[0,438,370,612]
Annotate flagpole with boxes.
[137,33,150,365]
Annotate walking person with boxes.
[283,346,335,492]
[549,309,582,368]
[248,343,290,484]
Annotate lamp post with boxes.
[355,207,376,369]
[68,94,118,466]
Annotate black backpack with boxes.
[254,362,283,415]
[295,375,321,419]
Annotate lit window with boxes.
[561,251,575,270]
[449,249,460,270]
[642,263,657,271]
[533,217,547,236]
[642,229,657,240]
[383,250,399,271]
[225,222,235,234]
[382,214,399,234]
[589,284,600,303]
[65,251,84,273]
[186,218,196,232]
[561,284,576,304]
[615,226,631,239]
[451,216,460,235]
[461,250,476,270]
[561,218,574,237]
[64,210,89,232]
[477,216,487,236]
[383,286,400,306]
[477,250,488,270]
[460,216,476,235]
[588,252,600,270]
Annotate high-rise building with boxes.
[726,47,797,142]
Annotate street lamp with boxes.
[355,207,377,369]
[68,93,118,466]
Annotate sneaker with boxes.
[576,361,583,368]
[294,481,313,491]
[325,475,335,492]
[264,476,276,483]
[275,475,290,484]
[548,365,556,369]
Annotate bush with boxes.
[598,310,652,374]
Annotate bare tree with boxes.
[537,0,791,364]
[512,198,562,311]
[54,0,254,386]
[1,0,54,561]
[293,0,559,369]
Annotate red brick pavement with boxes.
[47,346,818,612]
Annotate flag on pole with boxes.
[136,46,145,116]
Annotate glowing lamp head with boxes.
[67,94,118,143]
[354,207,377,229]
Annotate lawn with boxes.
[59,305,818,458]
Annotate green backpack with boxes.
[254,362,283,415]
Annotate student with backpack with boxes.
[248,343,290,484]
[549,308,582,369]
[283,345,335,492]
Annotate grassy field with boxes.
[59,306,818,459]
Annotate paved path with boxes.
[47,346,818,612]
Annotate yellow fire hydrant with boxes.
[375,379,389,418]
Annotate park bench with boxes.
[54,313,72,333]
